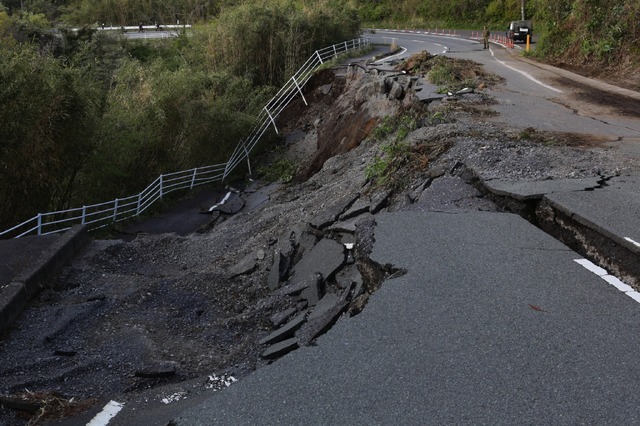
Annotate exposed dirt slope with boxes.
[1,54,639,426]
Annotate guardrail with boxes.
[0,37,370,239]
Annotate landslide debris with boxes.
[2,51,639,426]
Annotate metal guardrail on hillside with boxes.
[0,37,370,239]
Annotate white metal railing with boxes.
[1,37,370,239]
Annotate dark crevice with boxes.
[455,164,640,287]
[349,216,406,316]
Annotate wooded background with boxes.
[0,0,638,230]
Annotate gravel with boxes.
[1,61,639,426]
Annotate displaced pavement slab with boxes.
[309,194,360,230]
[259,311,307,346]
[211,191,244,214]
[175,210,640,424]
[414,79,443,102]
[411,175,497,211]
[118,189,225,239]
[544,187,640,253]
[484,177,602,200]
[242,182,281,213]
[288,238,345,290]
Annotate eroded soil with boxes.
[1,52,639,425]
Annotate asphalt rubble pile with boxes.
[1,52,640,425]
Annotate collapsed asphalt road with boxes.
[2,47,640,425]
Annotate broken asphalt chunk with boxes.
[309,194,360,230]
[370,190,392,214]
[484,177,603,201]
[327,212,374,233]
[229,252,258,278]
[209,192,244,214]
[261,337,299,360]
[340,196,370,220]
[275,273,322,299]
[259,311,307,346]
[270,307,299,327]
[296,289,350,346]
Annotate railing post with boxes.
[264,106,279,134]
[333,45,337,57]
[36,213,42,236]
[136,193,142,216]
[159,174,164,200]
[316,50,323,64]
[81,206,87,225]
[344,41,348,53]
[113,198,119,222]
[190,168,197,189]
[244,146,252,177]
[291,76,308,106]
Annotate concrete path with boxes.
[175,211,640,424]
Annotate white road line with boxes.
[373,47,408,64]
[625,237,640,248]
[209,191,231,212]
[490,48,562,93]
[87,401,124,426]
[574,259,640,302]
[574,258,607,276]
[374,30,475,44]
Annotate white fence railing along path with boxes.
[0,37,370,239]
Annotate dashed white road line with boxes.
[87,401,124,426]
[574,259,639,302]
[489,48,562,93]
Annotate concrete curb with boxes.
[0,225,89,334]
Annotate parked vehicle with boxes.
[507,20,532,43]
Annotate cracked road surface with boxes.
[175,211,640,424]
[3,35,640,425]
[370,30,640,160]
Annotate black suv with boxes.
[507,20,532,43]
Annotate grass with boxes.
[257,158,297,183]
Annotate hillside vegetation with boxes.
[0,0,359,231]
[356,0,640,87]
[1,0,639,231]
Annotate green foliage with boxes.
[258,158,297,183]
[0,42,99,228]
[371,115,396,141]
[530,0,640,70]
[365,141,412,186]
[58,0,224,26]
[371,112,419,143]
[426,111,447,126]
[200,1,360,86]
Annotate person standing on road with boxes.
[483,26,490,49]
[139,22,144,32]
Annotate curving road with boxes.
[38,32,640,426]
[369,30,640,159]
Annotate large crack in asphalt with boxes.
[455,164,640,288]
[3,52,640,425]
